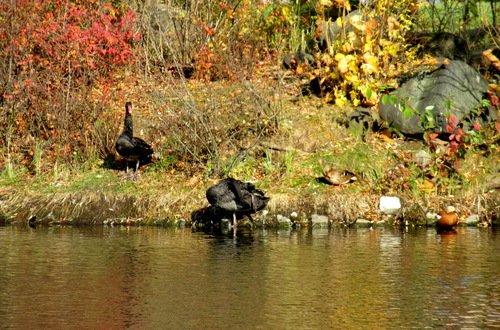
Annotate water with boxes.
[0,225,499,329]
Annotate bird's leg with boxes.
[233,212,237,228]
[129,160,139,180]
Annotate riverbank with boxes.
[1,77,498,228]
[0,173,498,227]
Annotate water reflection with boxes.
[0,225,498,329]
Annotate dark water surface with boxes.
[0,225,499,329]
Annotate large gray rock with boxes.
[379,60,492,135]
[409,32,469,61]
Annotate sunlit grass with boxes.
[0,72,497,225]
[0,170,22,187]
[415,1,496,32]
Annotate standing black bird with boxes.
[206,178,270,227]
[115,102,154,174]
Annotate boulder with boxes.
[344,107,382,140]
[408,32,469,61]
[378,60,494,135]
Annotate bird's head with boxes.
[125,102,133,114]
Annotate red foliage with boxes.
[446,116,464,154]
[0,0,141,166]
[2,0,140,89]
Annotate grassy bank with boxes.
[1,75,498,227]
[0,168,498,227]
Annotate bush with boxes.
[0,0,140,171]
[136,0,298,80]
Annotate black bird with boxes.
[115,102,154,174]
[206,178,270,227]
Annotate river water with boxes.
[0,225,498,329]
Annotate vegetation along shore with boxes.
[0,0,498,228]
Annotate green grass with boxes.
[0,71,497,225]
[415,1,497,33]
[0,171,22,187]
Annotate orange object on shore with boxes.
[436,206,459,229]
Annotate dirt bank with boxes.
[1,187,498,228]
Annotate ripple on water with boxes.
[0,225,499,329]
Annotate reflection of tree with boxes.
[0,226,152,328]
[1,225,499,328]
[184,228,269,328]
[260,227,398,328]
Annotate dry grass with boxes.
[0,72,498,227]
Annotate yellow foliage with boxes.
[320,53,335,66]
[319,0,333,8]
[418,179,434,194]
[334,0,351,11]
[361,53,379,75]
[334,92,348,107]
[387,16,401,39]
[336,16,343,28]
[349,14,366,32]
[335,54,358,75]
[305,0,418,106]
[337,59,349,74]
[350,90,361,106]
[348,75,361,86]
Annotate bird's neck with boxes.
[123,111,133,136]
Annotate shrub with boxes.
[136,0,298,80]
[0,0,140,171]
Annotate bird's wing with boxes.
[132,137,152,148]
[116,135,135,149]
[132,137,153,153]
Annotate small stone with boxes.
[355,219,372,225]
[220,218,231,228]
[311,214,329,227]
[276,214,291,224]
[464,214,480,226]
[415,150,432,167]
[379,196,401,215]
[276,214,292,228]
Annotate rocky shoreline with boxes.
[1,188,498,228]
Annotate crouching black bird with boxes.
[206,178,270,227]
[115,102,154,175]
